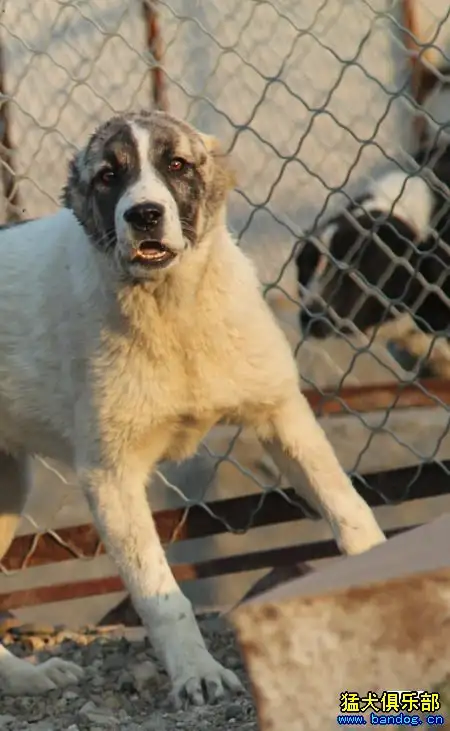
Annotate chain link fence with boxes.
[1,0,450,618]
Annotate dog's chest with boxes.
[98,329,245,449]
[143,348,240,420]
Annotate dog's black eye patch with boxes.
[94,166,123,189]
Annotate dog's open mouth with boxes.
[131,240,176,267]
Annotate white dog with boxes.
[0,110,385,705]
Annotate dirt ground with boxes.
[0,616,256,731]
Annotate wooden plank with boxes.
[0,525,416,611]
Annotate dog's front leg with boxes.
[253,390,385,555]
[77,458,242,707]
[0,643,83,695]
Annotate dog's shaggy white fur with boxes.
[0,110,385,705]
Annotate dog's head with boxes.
[62,111,235,280]
[298,172,435,338]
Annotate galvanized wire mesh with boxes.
[1,0,450,600]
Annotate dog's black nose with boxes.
[300,303,333,339]
[123,202,165,233]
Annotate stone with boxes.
[77,701,117,727]
[130,660,159,691]
[0,716,16,729]
[63,690,79,701]
[232,516,450,731]
[91,674,106,688]
[141,720,168,731]
[83,641,104,663]
[102,651,126,672]
[225,702,245,721]
[102,693,122,711]
[117,670,136,693]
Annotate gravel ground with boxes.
[0,616,257,731]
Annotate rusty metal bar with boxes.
[0,525,416,611]
[1,491,309,572]
[142,0,168,111]
[2,524,103,572]
[0,34,22,222]
[3,457,448,573]
[303,378,450,416]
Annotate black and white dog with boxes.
[296,53,450,370]
[297,143,450,353]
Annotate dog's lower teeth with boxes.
[130,244,175,265]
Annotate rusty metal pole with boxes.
[0,35,21,222]
[141,0,169,112]
[400,0,447,147]
[400,0,428,146]
[402,0,424,102]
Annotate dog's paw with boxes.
[169,653,243,709]
[2,657,84,695]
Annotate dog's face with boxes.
[298,212,424,338]
[62,111,235,280]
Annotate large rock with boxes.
[232,516,450,731]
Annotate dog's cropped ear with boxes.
[295,238,322,287]
[61,148,88,222]
[200,133,237,192]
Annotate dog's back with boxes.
[0,210,95,457]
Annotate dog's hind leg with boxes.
[0,452,84,695]
[254,392,386,555]
[0,452,31,560]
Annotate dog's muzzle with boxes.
[123,202,177,268]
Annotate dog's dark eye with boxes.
[96,168,117,186]
[168,157,189,174]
